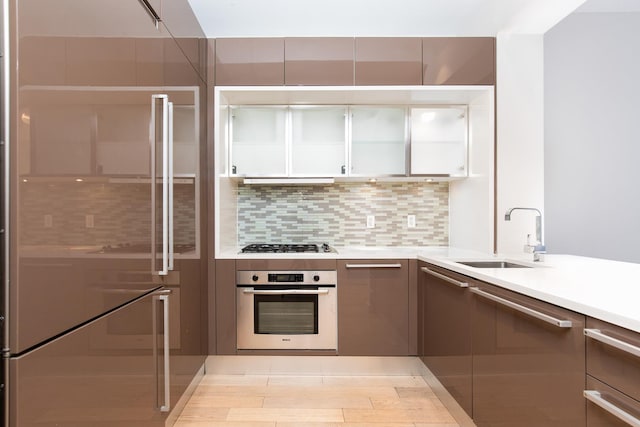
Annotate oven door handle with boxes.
[242,289,330,295]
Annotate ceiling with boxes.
[187,0,588,38]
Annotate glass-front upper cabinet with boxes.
[291,107,346,176]
[230,107,287,176]
[410,107,468,176]
[351,107,407,176]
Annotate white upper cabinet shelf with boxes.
[410,106,468,177]
[291,106,347,176]
[220,86,487,180]
[230,106,287,176]
[351,107,407,176]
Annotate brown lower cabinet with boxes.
[337,260,409,356]
[471,282,586,427]
[418,262,473,417]
[585,317,640,426]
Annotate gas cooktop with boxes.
[240,243,336,254]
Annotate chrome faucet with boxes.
[505,207,546,261]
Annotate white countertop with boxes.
[220,245,640,334]
[418,251,640,334]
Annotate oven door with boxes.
[236,286,337,350]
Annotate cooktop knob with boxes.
[252,274,259,282]
[313,275,320,282]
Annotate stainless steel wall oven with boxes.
[236,270,337,350]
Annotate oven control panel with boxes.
[237,270,337,285]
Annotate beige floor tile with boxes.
[227,408,344,423]
[263,396,372,409]
[276,424,414,427]
[193,385,270,397]
[343,408,456,424]
[268,375,324,386]
[262,384,399,399]
[413,424,460,427]
[371,397,443,410]
[185,394,264,408]
[175,422,276,427]
[200,374,270,386]
[395,386,438,399]
[175,406,230,422]
[322,375,427,387]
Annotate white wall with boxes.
[496,33,545,254]
[544,12,640,263]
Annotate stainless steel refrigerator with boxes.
[1,1,207,425]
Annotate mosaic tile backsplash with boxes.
[20,182,196,246]
[237,182,449,247]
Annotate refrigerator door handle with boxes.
[152,289,171,413]
[168,101,174,271]
[151,94,169,276]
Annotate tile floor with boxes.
[174,374,460,426]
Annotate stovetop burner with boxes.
[241,243,336,254]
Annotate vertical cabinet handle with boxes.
[470,287,573,328]
[168,102,174,271]
[151,95,172,276]
[584,329,640,358]
[421,267,468,288]
[153,290,171,413]
[584,390,640,427]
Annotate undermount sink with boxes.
[456,260,533,269]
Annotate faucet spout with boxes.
[504,207,546,261]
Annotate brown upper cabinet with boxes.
[355,38,422,85]
[423,37,495,85]
[215,38,285,86]
[285,38,354,86]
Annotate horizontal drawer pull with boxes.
[345,263,402,269]
[584,390,640,427]
[421,267,468,288]
[470,287,572,328]
[585,329,640,358]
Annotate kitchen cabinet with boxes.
[291,106,347,176]
[585,317,640,426]
[351,107,407,176]
[337,260,409,356]
[285,38,354,86]
[422,37,496,85]
[355,38,422,85]
[418,262,473,417]
[471,282,585,427]
[410,106,468,176]
[215,38,285,86]
[215,259,237,355]
[9,290,169,427]
[230,106,288,176]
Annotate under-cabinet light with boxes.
[243,178,335,185]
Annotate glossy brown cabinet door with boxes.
[285,38,354,86]
[423,37,495,85]
[10,292,167,427]
[215,259,237,355]
[472,283,585,427]
[585,317,640,426]
[337,260,409,356]
[355,38,422,85]
[586,376,640,427]
[419,263,473,416]
[216,38,285,86]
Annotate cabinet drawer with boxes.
[586,317,640,402]
[586,376,640,427]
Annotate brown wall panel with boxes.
[423,37,495,85]
[216,38,284,86]
[285,37,354,86]
[355,37,422,85]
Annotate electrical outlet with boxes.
[366,215,375,228]
[44,214,53,228]
[407,215,416,228]
[85,214,94,228]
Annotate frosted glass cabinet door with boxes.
[291,107,346,176]
[410,107,468,176]
[351,107,407,176]
[231,107,287,176]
